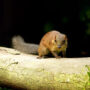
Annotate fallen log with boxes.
[0,47,90,90]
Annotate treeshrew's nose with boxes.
[58,45,61,48]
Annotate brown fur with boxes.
[38,30,67,58]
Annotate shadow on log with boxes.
[0,47,90,90]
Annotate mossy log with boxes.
[0,47,90,90]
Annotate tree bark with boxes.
[0,47,90,90]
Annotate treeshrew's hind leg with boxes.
[37,46,49,59]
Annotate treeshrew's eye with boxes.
[55,40,57,43]
[62,40,65,44]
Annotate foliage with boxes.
[85,65,90,88]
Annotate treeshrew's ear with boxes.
[65,35,67,40]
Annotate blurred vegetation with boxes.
[80,7,90,35]
[44,2,90,34]
[44,22,54,32]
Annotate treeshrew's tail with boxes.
[12,36,38,54]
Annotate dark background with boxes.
[0,0,90,57]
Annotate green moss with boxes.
[85,65,90,90]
